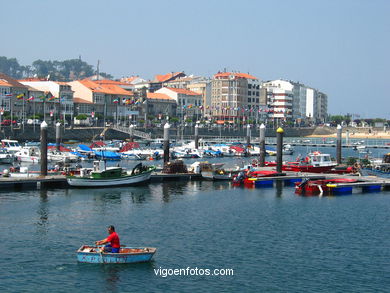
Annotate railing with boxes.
[112,125,152,139]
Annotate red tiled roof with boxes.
[164,87,201,96]
[147,92,175,101]
[0,73,28,88]
[120,76,140,84]
[154,72,184,83]
[73,97,93,104]
[95,79,132,87]
[78,79,132,96]
[214,72,258,80]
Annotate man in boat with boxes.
[95,225,120,253]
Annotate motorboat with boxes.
[0,148,14,164]
[282,151,337,173]
[14,147,40,163]
[1,139,22,154]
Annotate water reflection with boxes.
[35,189,49,234]
[275,180,283,198]
[129,187,152,204]
[76,261,156,292]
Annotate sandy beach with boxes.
[306,131,390,139]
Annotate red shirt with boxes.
[106,232,120,248]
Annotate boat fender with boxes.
[326,184,337,188]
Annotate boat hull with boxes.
[77,246,156,264]
[67,170,153,187]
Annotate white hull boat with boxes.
[67,161,156,187]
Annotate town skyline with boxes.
[1,0,389,117]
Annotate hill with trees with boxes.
[0,56,112,81]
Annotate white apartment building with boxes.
[261,79,328,123]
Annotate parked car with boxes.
[1,119,17,126]
[27,119,42,125]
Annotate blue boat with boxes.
[77,245,157,264]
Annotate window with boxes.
[248,91,251,96]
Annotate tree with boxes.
[76,114,88,120]
[0,56,113,81]
[0,57,24,78]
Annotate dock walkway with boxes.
[0,172,389,193]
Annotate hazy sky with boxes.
[1,0,389,117]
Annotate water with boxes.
[0,178,390,292]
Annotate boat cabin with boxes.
[308,152,335,167]
[1,139,22,153]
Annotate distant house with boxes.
[68,79,135,121]
[155,87,202,120]
[146,92,177,118]
[19,79,74,122]
[147,72,186,93]
[0,73,28,121]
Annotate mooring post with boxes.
[259,123,266,167]
[40,121,48,176]
[129,124,134,142]
[276,127,284,173]
[336,124,342,164]
[163,122,170,163]
[194,123,199,149]
[246,124,251,146]
[55,122,61,151]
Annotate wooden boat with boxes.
[66,161,156,187]
[77,245,157,264]
[295,178,358,196]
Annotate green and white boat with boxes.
[67,161,155,187]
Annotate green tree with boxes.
[0,57,24,78]
[76,114,88,120]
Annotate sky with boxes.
[1,0,389,118]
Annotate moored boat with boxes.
[295,178,358,196]
[0,148,14,164]
[77,245,157,264]
[282,151,337,173]
[360,153,390,178]
[66,161,156,187]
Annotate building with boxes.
[187,81,211,118]
[145,92,177,120]
[211,72,260,123]
[155,87,202,121]
[68,79,135,124]
[149,72,186,92]
[0,73,29,123]
[261,79,328,125]
[261,80,294,122]
[19,79,74,123]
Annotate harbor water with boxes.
[0,146,390,292]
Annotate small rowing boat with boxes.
[77,245,157,264]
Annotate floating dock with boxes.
[0,171,389,194]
